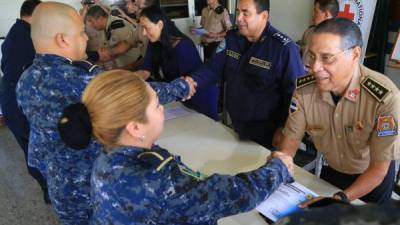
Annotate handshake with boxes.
[97,48,112,62]
[268,151,294,176]
[181,76,197,101]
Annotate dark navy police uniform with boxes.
[0,19,48,196]
[192,23,305,148]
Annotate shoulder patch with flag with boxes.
[289,98,298,114]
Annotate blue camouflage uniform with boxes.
[16,54,190,225]
[91,145,293,225]
[192,23,305,148]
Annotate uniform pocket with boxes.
[346,125,371,159]
[306,125,329,153]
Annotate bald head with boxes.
[31,2,88,60]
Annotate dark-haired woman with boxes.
[136,6,219,120]
[59,70,294,225]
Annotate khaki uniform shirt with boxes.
[105,16,141,68]
[299,26,314,55]
[284,64,400,174]
[200,6,232,43]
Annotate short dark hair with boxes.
[253,0,270,13]
[313,17,363,49]
[314,0,339,17]
[20,0,41,17]
[86,5,108,19]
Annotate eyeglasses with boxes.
[304,46,354,66]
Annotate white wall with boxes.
[269,0,313,41]
[0,0,81,37]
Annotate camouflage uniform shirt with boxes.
[91,145,293,225]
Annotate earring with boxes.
[138,135,145,142]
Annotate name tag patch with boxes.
[226,50,241,60]
[249,57,271,69]
[376,115,398,137]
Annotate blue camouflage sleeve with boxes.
[160,157,294,223]
[148,78,190,104]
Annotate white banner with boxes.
[338,0,377,61]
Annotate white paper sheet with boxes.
[192,28,208,36]
[256,182,318,222]
[164,106,192,121]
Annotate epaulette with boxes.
[109,19,125,30]
[71,60,98,73]
[272,32,292,45]
[361,77,391,103]
[296,74,316,89]
[137,148,174,171]
[106,19,125,40]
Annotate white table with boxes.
[158,103,360,224]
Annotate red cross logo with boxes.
[338,4,355,20]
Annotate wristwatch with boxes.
[333,191,350,203]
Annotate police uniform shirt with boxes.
[284,64,400,174]
[91,145,293,225]
[200,6,232,43]
[105,15,140,67]
[192,23,305,146]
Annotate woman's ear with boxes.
[55,33,69,49]
[157,20,164,30]
[125,121,143,139]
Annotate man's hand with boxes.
[98,48,111,62]
[269,151,294,176]
[181,76,197,101]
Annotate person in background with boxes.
[190,0,305,149]
[57,70,294,225]
[17,2,195,224]
[0,0,49,203]
[299,0,339,55]
[136,6,220,120]
[200,0,232,60]
[279,18,400,204]
[86,5,142,69]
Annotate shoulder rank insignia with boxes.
[137,149,174,171]
[71,60,98,73]
[361,77,391,103]
[106,20,125,40]
[110,19,125,30]
[272,32,291,45]
[296,74,316,89]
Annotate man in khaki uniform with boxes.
[279,18,400,203]
[299,0,338,55]
[200,0,232,60]
[86,5,142,68]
